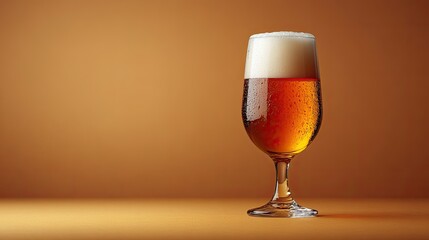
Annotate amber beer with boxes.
[242,32,322,156]
[242,77,322,154]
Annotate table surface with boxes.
[0,198,428,240]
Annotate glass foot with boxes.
[247,200,318,218]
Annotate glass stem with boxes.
[271,158,293,204]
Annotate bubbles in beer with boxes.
[242,32,321,154]
[242,78,322,154]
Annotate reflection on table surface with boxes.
[0,198,428,240]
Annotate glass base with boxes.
[247,200,318,218]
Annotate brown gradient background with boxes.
[0,0,428,198]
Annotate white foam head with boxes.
[244,31,319,79]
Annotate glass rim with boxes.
[250,31,315,39]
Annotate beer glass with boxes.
[242,32,322,217]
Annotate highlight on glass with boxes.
[242,31,322,217]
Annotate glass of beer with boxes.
[242,31,322,217]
